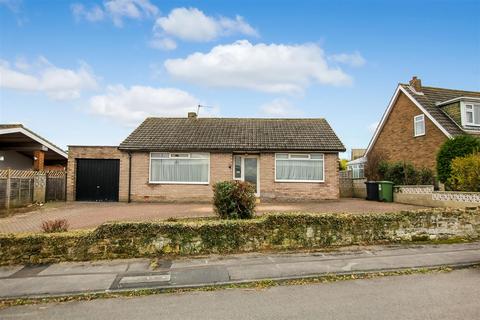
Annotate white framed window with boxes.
[348,164,365,179]
[275,153,324,182]
[414,114,425,137]
[149,152,210,184]
[464,104,480,126]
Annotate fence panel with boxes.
[46,171,66,201]
[0,169,66,209]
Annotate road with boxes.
[1,268,479,320]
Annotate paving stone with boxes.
[0,274,117,298]
[39,261,129,276]
[0,266,23,278]
[119,274,171,285]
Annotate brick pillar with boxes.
[33,150,45,171]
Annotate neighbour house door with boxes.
[75,159,119,202]
[234,155,259,196]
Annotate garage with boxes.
[75,159,120,202]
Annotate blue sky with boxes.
[1,0,479,158]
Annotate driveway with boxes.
[0,199,425,234]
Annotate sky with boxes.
[0,0,479,159]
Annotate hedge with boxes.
[0,209,479,265]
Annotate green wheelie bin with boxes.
[378,181,394,202]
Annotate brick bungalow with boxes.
[366,77,480,171]
[67,114,345,202]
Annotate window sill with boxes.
[275,180,325,183]
[149,181,209,185]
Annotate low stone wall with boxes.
[394,186,480,208]
[1,208,479,265]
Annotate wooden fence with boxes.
[0,169,66,209]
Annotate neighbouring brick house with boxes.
[366,77,480,172]
[67,113,345,202]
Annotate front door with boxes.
[234,155,259,196]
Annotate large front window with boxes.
[150,152,209,184]
[275,153,324,182]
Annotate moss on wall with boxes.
[1,208,479,265]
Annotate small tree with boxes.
[364,150,386,181]
[437,135,480,184]
[213,181,256,219]
[447,153,480,192]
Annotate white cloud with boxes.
[149,37,177,50]
[330,51,366,67]
[71,0,159,26]
[0,57,98,100]
[89,85,214,125]
[71,3,105,22]
[259,99,303,117]
[368,121,379,133]
[164,40,352,94]
[151,7,258,49]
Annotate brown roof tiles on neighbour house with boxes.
[119,117,345,152]
[400,84,480,136]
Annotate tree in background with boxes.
[339,159,348,171]
[437,135,480,185]
[364,150,386,181]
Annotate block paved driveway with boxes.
[0,199,425,234]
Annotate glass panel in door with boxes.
[244,158,258,194]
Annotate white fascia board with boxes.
[0,127,68,158]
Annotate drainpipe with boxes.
[128,151,132,203]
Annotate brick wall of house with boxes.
[259,153,340,201]
[369,92,448,171]
[69,149,340,203]
[67,146,129,202]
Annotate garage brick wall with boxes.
[67,146,129,202]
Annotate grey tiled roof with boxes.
[400,84,480,136]
[119,118,345,152]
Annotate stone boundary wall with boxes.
[394,186,480,208]
[1,208,479,265]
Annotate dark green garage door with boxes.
[75,159,120,202]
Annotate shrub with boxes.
[213,180,256,219]
[41,219,69,233]
[447,153,480,192]
[437,135,480,183]
[377,161,434,185]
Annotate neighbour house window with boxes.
[150,152,209,184]
[348,164,365,179]
[414,114,425,137]
[275,153,324,182]
[465,104,480,126]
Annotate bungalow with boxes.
[67,113,345,202]
[366,77,480,171]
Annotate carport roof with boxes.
[0,124,67,159]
